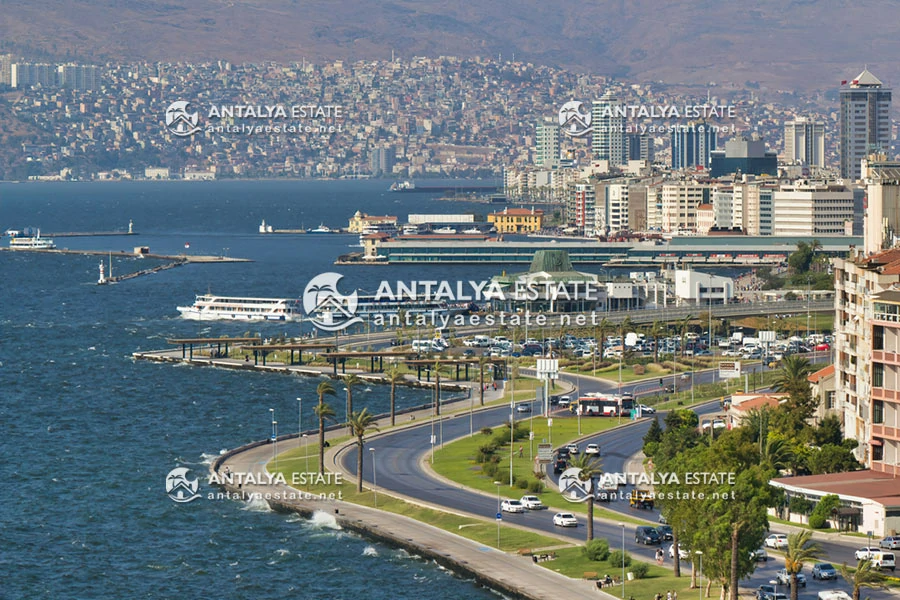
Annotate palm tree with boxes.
[567,453,602,542]
[478,356,490,406]
[384,366,405,426]
[597,316,612,360]
[314,380,337,474]
[431,360,447,416]
[784,530,823,600]
[345,408,380,493]
[650,320,666,363]
[773,355,813,397]
[342,373,365,434]
[839,559,888,600]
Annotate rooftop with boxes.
[808,364,835,383]
[771,470,900,508]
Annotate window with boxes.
[873,362,884,388]
[873,443,884,462]
[826,391,836,409]
[874,400,885,424]
[874,325,884,350]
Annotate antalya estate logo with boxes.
[303,272,364,332]
[166,467,201,503]
[559,466,593,502]
[165,101,202,137]
[558,100,592,137]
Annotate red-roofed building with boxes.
[770,470,900,535]
[807,364,839,424]
[834,246,900,474]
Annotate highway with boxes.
[338,368,897,600]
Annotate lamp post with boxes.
[696,550,703,600]
[272,420,278,471]
[370,447,377,508]
[494,480,503,549]
[619,522,626,599]
[302,433,309,482]
[297,397,303,448]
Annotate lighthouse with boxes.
[98,260,107,285]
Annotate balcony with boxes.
[872,387,900,402]
[872,424,900,441]
[871,350,900,366]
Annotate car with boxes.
[461,348,475,357]
[500,499,525,513]
[668,543,689,560]
[765,533,789,549]
[553,512,577,527]
[637,404,656,414]
[855,547,879,560]
[520,495,544,510]
[756,585,776,600]
[552,458,567,474]
[870,551,896,571]
[463,339,479,347]
[656,525,673,541]
[815,343,830,351]
[776,568,806,587]
[635,526,661,545]
[515,403,532,413]
[556,447,571,460]
[584,443,601,455]
[817,592,852,600]
[694,349,713,356]
[664,384,675,393]
[880,536,900,549]
[812,563,838,580]
[751,547,768,562]
[557,396,571,408]
[566,443,579,455]
[658,514,668,524]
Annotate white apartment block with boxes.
[784,117,825,167]
[862,158,900,255]
[597,182,630,234]
[660,182,709,233]
[772,182,853,236]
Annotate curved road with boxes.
[339,368,897,600]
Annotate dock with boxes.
[42,231,137,237]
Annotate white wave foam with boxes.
[198,453,219,465]
[241,494,272,512]
[307,510,341,530]
[275,548,290,556]
[362,545,379,557]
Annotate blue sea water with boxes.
[0,180,507,599]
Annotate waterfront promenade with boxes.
[212,387,615,600]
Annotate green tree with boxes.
[649,319,666,363]
[345,407,380,493]
[806,444,862,475]
[784,530,823,600]
[567,452,602,542]
[808,494,841,529]
[342,374,365,434]
[314,380,337,474]
[839,559,888,600]
[384,366,405,427]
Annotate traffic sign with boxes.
[496,512,502,520]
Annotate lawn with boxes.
[540,545,700,599]
[430,415,651,525]
[266,440,568,553]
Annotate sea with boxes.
[0,179,523,599]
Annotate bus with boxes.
[570,395,634,417]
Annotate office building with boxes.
[591,92,626,167]
[784,117,825,167]
[772,182,853,237]
[862,157,900,254]
[709,136,778,178]
[671,122,717,170]
[535,121,560,169]
[840,69,892,180]
[626,132,653,162]
[660,182,710,233]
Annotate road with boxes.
[339,369,897,600]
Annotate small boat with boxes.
[433,227,456,235]
[307,224,334,234]
[462,227,482,234]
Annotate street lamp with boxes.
[696,550,704,600]
[619,522,626,599]
[302,433,309,482]
[272,420,278,472]
[494,480,503,549]
[297,397,303,448]
[370,447,377,508]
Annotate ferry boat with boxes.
[9,231,56,249]
[307,224,335,234]
[177,295,302,321]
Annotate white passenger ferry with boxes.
[9,231,56,249]
[177,295,302,321]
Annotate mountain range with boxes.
[3,0,900,90]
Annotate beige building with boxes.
[487,207,543,234]
[862,157,900,255]
[660,181,710,233]
[348,210,398,234]
[772,182,853,236]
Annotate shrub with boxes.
[630,562,649,579]
[632,364,646,376]
[480,427,493,436]
[516,478,530,490]
[527,480,543,494]
[582,538,611,561]
[608,549,632,568]
[808,494,841,529]
[482,462,499,478]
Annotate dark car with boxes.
[635,526,662,545]
[556,447,571,460]
[656,525,673,541]
[553,458,567,474]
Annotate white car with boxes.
[566,443,579,455]
[765,534,789,549]
[668,543,689,559]
[722,349,741,357]
[584,444,601,455]
[637,404,655,414]
[520,495,544,510]
[500,499,525,513]
[855,547,879,560]
[553,512,578,527]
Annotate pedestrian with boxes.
[518,446,523,458]
[667,591,672,600]
[673,592,678,600]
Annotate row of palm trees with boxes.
[782,530,887,600]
